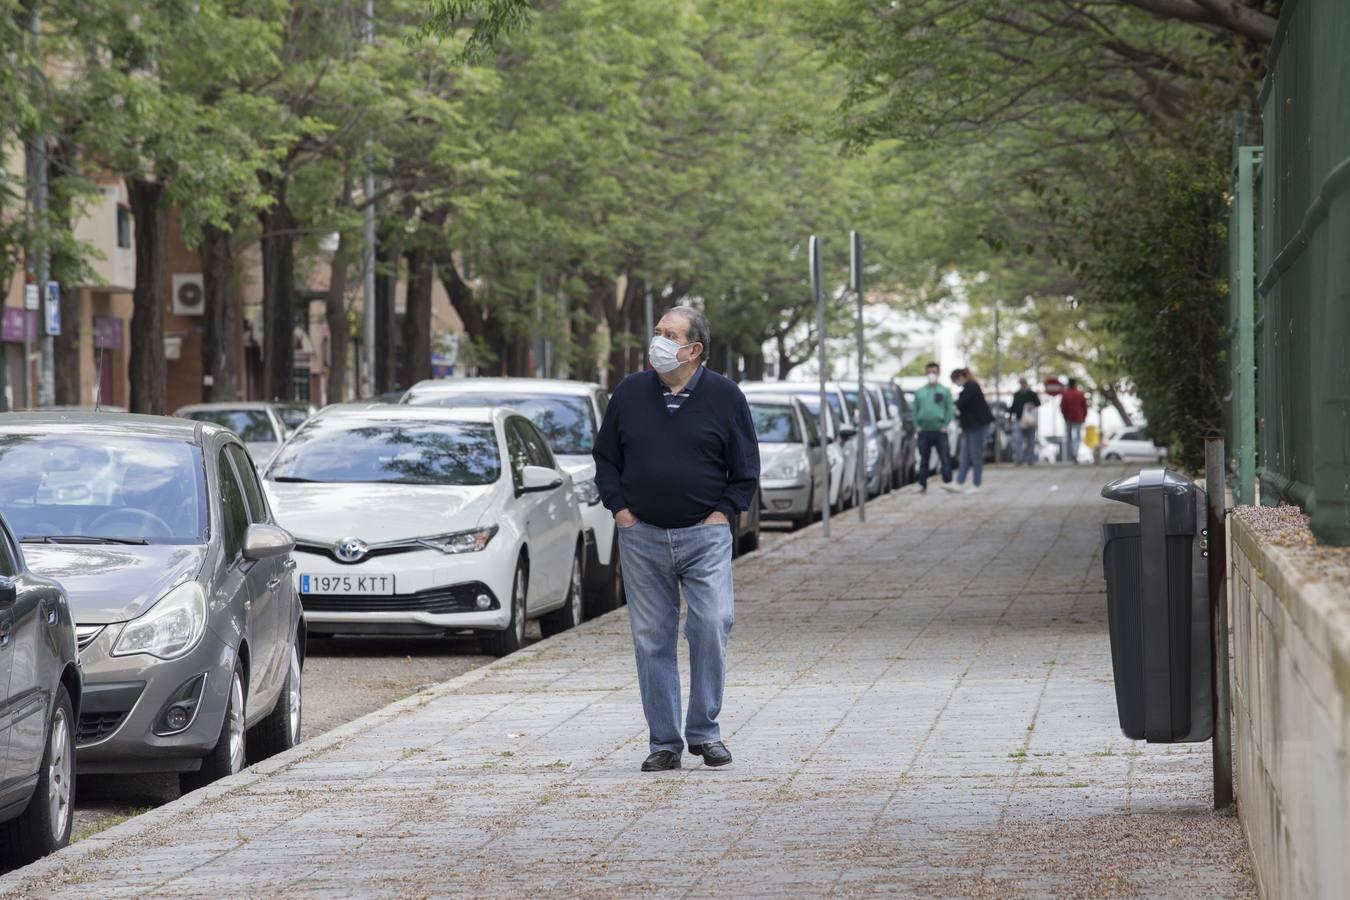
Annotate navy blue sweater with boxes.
[593,368,761,529]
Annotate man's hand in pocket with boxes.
[616,509,639,528]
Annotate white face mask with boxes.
[649,336,693,374]
[926,373,938,385]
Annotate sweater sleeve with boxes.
[592,381,627,514]
[714,386,762,520]
[941,389,955,427]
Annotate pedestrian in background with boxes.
[593,306,760,773]
[1060,378,1088,464]
[911,361,955,494]
[952,368,994,493]
[1010,378,1040,466]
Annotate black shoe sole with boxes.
[698,755,732,767]
[641,759,681,772]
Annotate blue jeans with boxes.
[1013,425,1037,464]
[958,424,989,486]
[916,430,952,489]
[1065,422,1083,462]
[617,520,735,754]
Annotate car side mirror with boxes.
[809,436,821,447]
[0,577,15,609]
[519,465,564,494]
[243,523,296,561]
[839,426,858,441]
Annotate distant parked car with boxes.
[1100,429,1167,462]
[745,394,826,530]
[175,402,296,466]
[841,384,891,498]
[742,382,860,511]
[0,512,80,867]
[873,380,917,488]
[400,377,626,616]
[0,414,303,794]
[264,404,586,657]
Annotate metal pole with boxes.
[811,235,829,539]
[643,286,654,345]
[360,0,377,398]
[1234,147,1259,504]
[852,231,866,523]
[1205,436,1234,810]
[33,0,52,407]
[993,301,1000,463]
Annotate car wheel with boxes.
[1106,453,1121,461]
[587,534,623,619]
[0,684,74,866]
[739,516,761,553]
[790,486,814,531]
[180,662,247,794]
[481,557,527,657]
[247,640,303,763]
[541,548,584,638]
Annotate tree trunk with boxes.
[128,178,167,414]
[743,342,766,381]
[259,187,297,402]
[325,231,350,404]
[200,222,238,402]
[49,135,82,406]
[374,237,401,393]
[1102,383,1135,427]
[402,242,435,387]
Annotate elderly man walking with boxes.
[593,306,760,772]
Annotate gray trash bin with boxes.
[1101,468,1212,743]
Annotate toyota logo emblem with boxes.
[335,538,368,564]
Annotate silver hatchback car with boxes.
[0,414,303,793]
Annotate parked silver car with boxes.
[746,394,826,530]
[0,512,80,867]
[0,414,303,793]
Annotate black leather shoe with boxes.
[688,741,733,767]
[641,750,682,772]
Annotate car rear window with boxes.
[267,420,501,486]
[749,403,800,443]
[182,409,277,443]
[0,432,208,544]
[404,392,595,455]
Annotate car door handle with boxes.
[267,576,282,590]
[283,558,297,571]
[0,623,11,648]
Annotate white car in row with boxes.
[398,378,624,617]
[262,404,586,656]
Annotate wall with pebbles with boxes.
[1229,506,1350,900]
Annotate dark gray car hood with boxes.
[23,544,207,625]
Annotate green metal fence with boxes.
[1230,0,1350,544]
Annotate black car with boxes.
[0,513,80,868]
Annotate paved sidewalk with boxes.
[2,465,1255,897]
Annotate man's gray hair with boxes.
[667,305,710,360]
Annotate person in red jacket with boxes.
[1060,378,1088,464]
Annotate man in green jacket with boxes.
[912,361,956,494]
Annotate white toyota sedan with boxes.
[400,378,623,618]
[262,404,585,656]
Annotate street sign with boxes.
[1045,378,1065,396]
[44,282,60,336]
[23,283,38,311]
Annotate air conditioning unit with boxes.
[172,273,205,317]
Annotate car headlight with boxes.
[866,438,881,466]
[112,581,207,661]
[572,477,602,506]
[765,460,800,479]
[416,525,499,554]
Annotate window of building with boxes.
[116,206,132,249]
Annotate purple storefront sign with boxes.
[1,308,37,344]
[94,316,123,350]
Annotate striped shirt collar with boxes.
[660,364,704,412]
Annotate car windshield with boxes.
[842,389,877,423]
[796,396,838,435]
[406,393,595,455]
[268,420,501,486]
[749,403,800,443]
[783,389,845,425]
[0,432,208,544]
[182,409,277,444]
[276,406,310,432]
